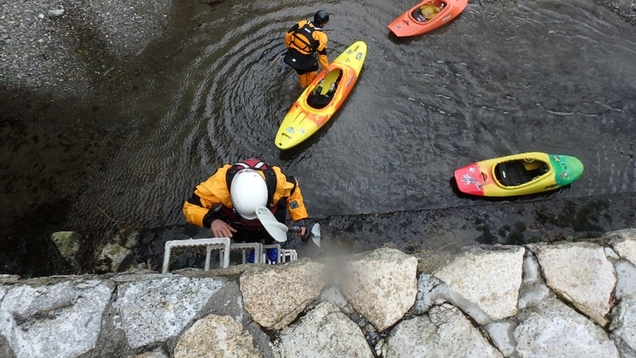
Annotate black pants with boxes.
[284,49,318,75]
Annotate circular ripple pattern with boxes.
[66,0,636,231]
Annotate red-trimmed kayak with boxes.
[388,0,468,37]
[454,152,584,197]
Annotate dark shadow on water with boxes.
[386,20,454,45]
[0,199,75,277]
[387,31,416,46]
[449,176,572,203]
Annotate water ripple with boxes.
[66,0,636,229]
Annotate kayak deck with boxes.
[275,41,367,150]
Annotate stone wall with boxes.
[0,228,635,358]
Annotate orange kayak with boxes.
[388,0,468,37]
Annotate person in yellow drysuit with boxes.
[182,158,310,262]
[284,10,329,88]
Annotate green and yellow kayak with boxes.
[454,152,584,197]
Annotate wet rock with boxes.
[46,9,64,18]
[95,230,138,273]
[174,314,261,358]
[341,248,418,331]
[95,242,130,272]
[274,301,373,358]
[50,231,81,270]
[239,260,326,330]
[384,303,503,357]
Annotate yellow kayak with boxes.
[275,41,367,150]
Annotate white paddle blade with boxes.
[255,206,288,242]
[311,223,321,247]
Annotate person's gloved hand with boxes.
[292,220,310,240]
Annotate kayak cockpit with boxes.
[411,0,446,23]
[307,69,343,109]
[494,159,550,187]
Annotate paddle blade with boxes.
[255,206,288,242]
[267,54,283,71]
[311,223,321,247]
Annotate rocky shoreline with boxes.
[0,229,634,357]
[0,0,198,270]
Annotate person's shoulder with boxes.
[271,166,294,179]
[315,30,328,40]
[270,165,284,173]
[209,164,232,177]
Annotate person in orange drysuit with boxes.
[284,10,330,88]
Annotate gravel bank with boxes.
[1,0,634,97]
[0,0,174,97]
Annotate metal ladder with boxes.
[162,238,230,273]
[162,238,298,273]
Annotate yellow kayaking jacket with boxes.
[183,162,309,229]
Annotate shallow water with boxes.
[62,0,635,232]
[2,0,635,276]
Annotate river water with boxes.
[6,0,636,274]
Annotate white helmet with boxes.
[230,169,268,220]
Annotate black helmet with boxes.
[314,10,329,27]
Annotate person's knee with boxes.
[305,71,317,84]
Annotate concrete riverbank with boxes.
[1,228,635,357]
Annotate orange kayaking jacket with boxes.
[285,20,329,70]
